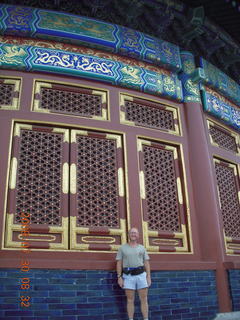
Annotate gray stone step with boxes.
[213,312,240,320]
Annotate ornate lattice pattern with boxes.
[76,135,119,227]
[125,100,175,130]
[14,129,63,225]
[39,87,102,116]
[0,83,14,106]
[209,125,237,153]
[215,162,240,238]
[143,145,180,232]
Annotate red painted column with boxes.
[184,101,232,312]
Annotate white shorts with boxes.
[122,271,148,290]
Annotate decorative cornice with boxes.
[0,4,182,72]
[0,4,239,131]
[0,42,183,102]
[200,58,240,106]
[201,87,240,131]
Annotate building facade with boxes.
[0,1,240,319]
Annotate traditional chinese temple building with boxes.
[0,0,240,319]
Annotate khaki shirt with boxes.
[116,243,150,268]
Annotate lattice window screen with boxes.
[138,139,190,252]
[120,94,180,134]
[6,124,69,250]
[6,124,127,251]
[143,144,181,232]
[209,124,238,153]
[33,81,108,120]
[214,159,240,254]
[76,135,119,228]
[0,77,20,110]
[0,83,14,106]
[70,130,127,251]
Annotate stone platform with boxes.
[213,312,240,320]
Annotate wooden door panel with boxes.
[5,123,69,250]
[70,129,127,251]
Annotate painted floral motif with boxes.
[34,49,114,75]
[0,41,181,102]
[0,4,182,72]
[203,90,240,131]
[201,58,240,105]
[120,65,143,84]
[38,11,115,42]
[0,44,27,65]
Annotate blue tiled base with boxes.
[0,269,219,320]
[228,270,240,311]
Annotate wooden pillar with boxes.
[184,101,232,312]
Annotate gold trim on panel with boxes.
[70,217,90,250]
[33,99,49,112]
[228,163,237,176]
[9,157,17,190]
[82,236,115,244]
[224,233,234,255]
[165,145,178,158]
[70,216,127,250]
[0,77,21,110]
[177,177,183,205]
[92,90,107,104]
[18,234,56,242]
[122,133,131,233]
[102,108,107,120]
[70,163,77,194]
[13,118,124,135]
[119,92,182,136]
[139,171,146,200]
[52,128,69,143]
[49,217,69,249]
[14,123,32,137]
[137,134,181,146]
[62,162,69,194]
[32,79,110,121]
[147,229,159,237]
[120,94,133,107]
[92,111,107,121]
[137,139,143,152]
[120,218,127,244]
[106,134,122,148]
[118,168,125,197]
[120,118,134,127]
[207,118,240,155]
[35,81,52,94]
[5,214,15,248]
[137,139,151,152]
[213,157,240,207]
[138,135,193,254]
[71,129,88,143]
[175,224,188,252]
[214,158,221,165]
[5,214,68,249]
[227,243,240,250]
[216,185,221,209]
[2,120,15,249]
[152,239,179,245]
[3,79,20,91]
[4,120,129,252]
[70,216,77,250]
[11,97,18,110]
[142,221,149,248]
